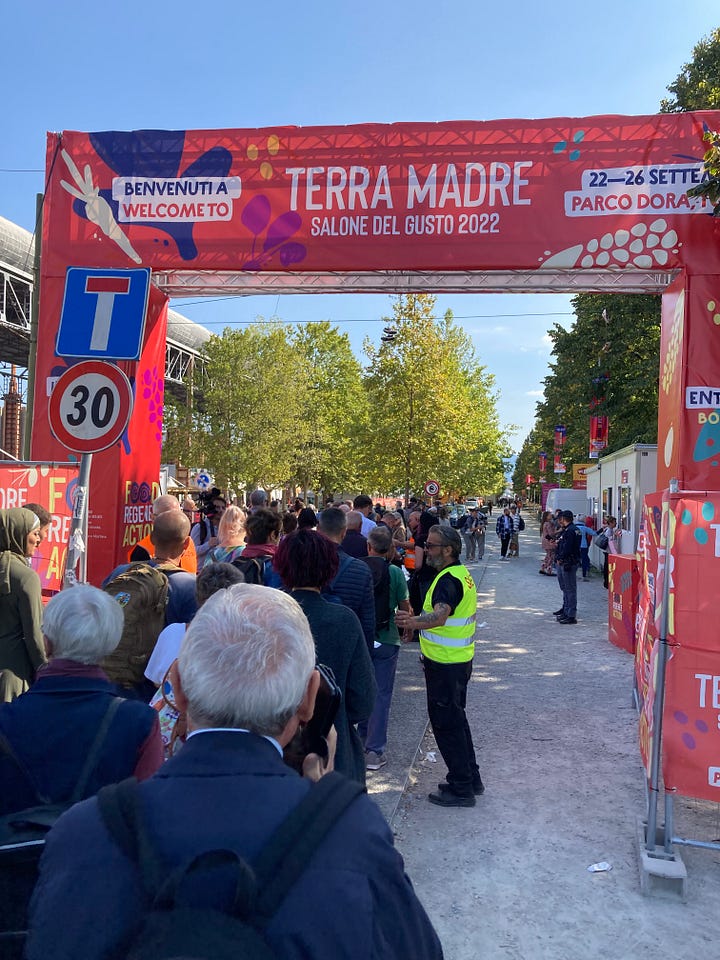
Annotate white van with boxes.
[545,488,590,519]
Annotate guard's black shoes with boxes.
[552,608,564,616]
[428,790,476,807]
[438,779,485,796]
[558,617,578,624]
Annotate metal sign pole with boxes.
[63,453,92,587]
[645,478,677,851]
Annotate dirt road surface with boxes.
[366,515,720,960]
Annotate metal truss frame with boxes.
[154,268,678,298]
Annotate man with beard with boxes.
[395,525,481,807]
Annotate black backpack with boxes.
[518,516,525,531]
[231,555,273,586]
[360,555,392,636]
[96,772,363,960]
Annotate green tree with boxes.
[660,28,720,112]
[516,26,720,492]
[194,323,308,492]
[362,294,507,501]
[290,322,368,498]
[515,295,660,492]
[661,27,720,212]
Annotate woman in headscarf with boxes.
[0,507,45,701]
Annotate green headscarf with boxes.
[0,507,40,594]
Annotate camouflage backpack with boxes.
[102,562,175,690]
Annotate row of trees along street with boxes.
[162,293,510,501]
[512,27,720,496]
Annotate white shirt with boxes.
[187,727,283,756]
[144,621,186,684]
[360,515,376,537]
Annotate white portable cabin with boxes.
[585,443,657,560]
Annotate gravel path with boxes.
[369,516,720,960]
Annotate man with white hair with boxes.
[340,509,368,558]
[128,493,197,573]
[248,487,268,513]
[0,585,162,816]
[27,585,442,960]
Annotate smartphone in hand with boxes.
[283,663,342,772]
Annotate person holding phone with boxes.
[28,585,442,960]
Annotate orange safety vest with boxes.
[403,536,416,571]
[127,533,198,574]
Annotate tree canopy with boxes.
[660,28,720,113]
[513,26,720,497]
[165,295,509,502]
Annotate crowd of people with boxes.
[0,485,626,954]
[0,491,492,957]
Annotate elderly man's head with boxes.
[345,510,364,533]
[177,585,316,738]
[249,489,268,509]
[408,510,421,532]
[367,525,393,557]
[43,584,124,664]
[153,494,181,518]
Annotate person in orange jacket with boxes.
[127,494,197,574]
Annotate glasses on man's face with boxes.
[425,541,444,550]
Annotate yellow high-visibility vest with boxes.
[419,563,477,664]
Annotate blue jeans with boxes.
[580,547,589,577]
[558,563,578,618]
[358,642,400,755]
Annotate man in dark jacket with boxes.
[340,510,369,558]
[554,510,582,624]
[26,585,442,960]
[318,508,376,653]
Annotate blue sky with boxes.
[2,1,718,450]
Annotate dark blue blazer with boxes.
[330,548,376,653]
[0,672,157,814]
[27,731,443,960]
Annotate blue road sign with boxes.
[56,267,151,360]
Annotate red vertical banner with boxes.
[635,493,665,775]
[661,492,720,801]
[589,414,609,459]
[607,553,639,654]
[30,277,168,584]
[538,451,547,475]
[553,425,566,450]
[0,463,79,598]
[656,274,720,492]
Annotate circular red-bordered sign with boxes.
[48,361,134,454]
[424,479,440,498]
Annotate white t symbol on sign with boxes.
[84,276,131,351]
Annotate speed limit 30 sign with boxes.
[49,361,134,454]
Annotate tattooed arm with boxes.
[396,602,451,632]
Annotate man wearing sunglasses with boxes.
[396,525,481,807]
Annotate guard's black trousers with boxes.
[422,656,479,796]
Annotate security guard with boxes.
[396,524,482,806]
